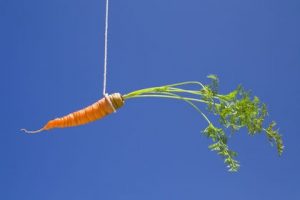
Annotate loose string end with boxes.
[20,128,45,134]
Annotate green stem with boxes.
[125,94,209,104]
[123,82,212,124]
[123,81,205,99]
[161,92,211,124]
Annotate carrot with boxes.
[21,93,124,134]
[21,75,284,171]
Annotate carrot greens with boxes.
[123,75,283,172]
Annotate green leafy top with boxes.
[123,75,283,172]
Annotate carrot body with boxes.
[22,93,124,133]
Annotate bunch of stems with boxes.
[123,76,283,172]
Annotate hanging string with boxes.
[102,0,109,96]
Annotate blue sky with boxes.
[2,0,300,199]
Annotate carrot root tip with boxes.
[20,128,44,134]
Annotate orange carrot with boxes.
[21,93,124,134]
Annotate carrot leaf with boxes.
[123,75,283,171]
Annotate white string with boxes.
[103,0,109,96]
[104,94,116,112]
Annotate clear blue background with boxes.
[2,0,300,199]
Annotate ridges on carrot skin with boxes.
[21,93,124,134]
